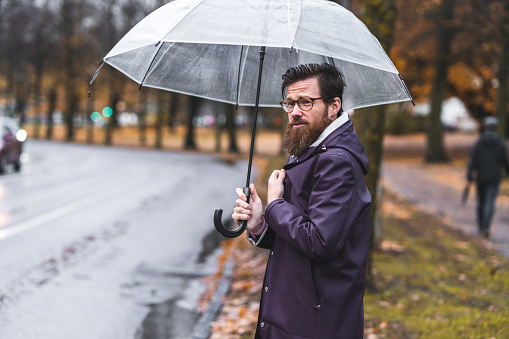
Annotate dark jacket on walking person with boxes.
[467,116,509,237]
[249,120,371,338]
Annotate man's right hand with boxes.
[232,183,263,234]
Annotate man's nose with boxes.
[289,106,303,119]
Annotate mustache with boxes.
[290,118,308,125]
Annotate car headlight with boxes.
[16,130,27,142]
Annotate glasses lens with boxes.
[298,98,313,111]
[281,101,293,113]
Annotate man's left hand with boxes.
[268,169,285,204]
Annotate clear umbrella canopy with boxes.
[96,0,412,110]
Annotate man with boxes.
[467,116,509,238]
[232,63,371,339]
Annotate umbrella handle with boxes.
[214,187,250,238]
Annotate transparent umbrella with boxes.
[90,0,413,238]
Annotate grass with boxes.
[365,193,509,338]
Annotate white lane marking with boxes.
[0,174,149,241]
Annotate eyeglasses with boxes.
[280,97,330,113]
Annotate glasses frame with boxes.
[280,97,330,113]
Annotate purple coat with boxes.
[249,120,371,339]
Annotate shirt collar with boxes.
[310,112,350,147]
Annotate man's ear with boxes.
[328,97,341,120]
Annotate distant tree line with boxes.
[1,0,508,156]
[0,0,254,150]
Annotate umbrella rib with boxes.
[138,41,165,90]
[88,60,105,96]
[398,74,415,106]
[235,45,245,109]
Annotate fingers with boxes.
[250,183,260,202]
[269,169,285,183]
[269,170,280,182]
[279,169,286,182]
[232,198,252,222]
[235,187,247,201]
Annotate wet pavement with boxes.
[0,140,246,338]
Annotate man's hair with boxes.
[281,63,346,108]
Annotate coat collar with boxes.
[310,112,350,147]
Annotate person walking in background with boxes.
[467,116,509,238]
[232,63,371,339]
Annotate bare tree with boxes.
[225,104,239,153]
[349,0,397,288]
[425,0,455,162]
[155,90,165,149]
[185,96,200,150]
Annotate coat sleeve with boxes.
[264,153,363,262]
[246,219,275,250]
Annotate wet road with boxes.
[0,140,247,338]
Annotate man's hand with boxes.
[268,169,285,204]
[232,183,263,234]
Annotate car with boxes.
[0,116,26,174]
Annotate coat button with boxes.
[316,304,321,309]
[265,287,269,292]
[271,251,274,256]
[261,322,265,328]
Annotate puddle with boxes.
[135,227,226,338]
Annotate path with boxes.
[383,160,509,258]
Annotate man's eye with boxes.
[301,100,312,105]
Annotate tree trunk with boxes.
[105,93,119,145]
[168,92,179,133]
[425,0,454,162]
[86,97,94,144]
[354,0,397,289]
[226,104,239,153]
[46,86,57,140]
[214,102,222,152]
[155,90,165,149]
[138,90,147,147]
[14,89,27,126]
[33,67,43,139]
[352,105,385,288]
[496,0,509,138]
[185,96,199,150]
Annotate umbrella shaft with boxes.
[246,46,266,187]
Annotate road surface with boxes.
[0,140,247,339]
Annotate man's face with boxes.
[281,77,339,155]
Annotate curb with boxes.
[192,259,234,339]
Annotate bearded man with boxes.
[232,63,371,339]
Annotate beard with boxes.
[282,112,332,156]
